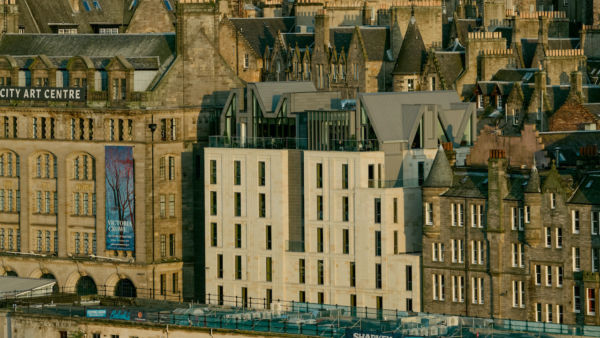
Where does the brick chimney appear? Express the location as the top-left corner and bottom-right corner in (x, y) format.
(487, 149), (508, 232)
(315, 11), (330, 52)
(442, 142), (457, 166)
(569, 71), (584, 102)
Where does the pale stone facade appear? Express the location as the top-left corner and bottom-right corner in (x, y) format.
(205, 147), (421, 311)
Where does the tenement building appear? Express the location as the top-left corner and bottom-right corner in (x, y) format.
(422, 141), (600, 325)
(205, 85), (477, 310)
(0, 0), (251, 301)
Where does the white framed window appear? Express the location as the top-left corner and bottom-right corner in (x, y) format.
(433, 275), (438, 300)
(519, 207), (524, 230)
(546, 304), (553, 323)
(425, 202), (433, 225)
(470, 204), (484, 228)
(587, 288), (596, 315)
(433, 274), (444, 300)
(557, 304), (564, 324)
(477, 94), (483, 109)
(593, 248), (600, 273)
(471, 240), (484, 265)
(458, 239), (464, 263)
(592, 211), (600, 235)
(573, 247), (581, 271)
(452, 275), (457, 302)
(451, 239), (457, 263)
(432, 243), (438, 262)
(546, 266), (552, 286)
(439, 275), (445, 300)
(451, 203), (457, 226)
(478, 205), (484, 227)
(556, 228), (562, 248)
(550, 193), (556, 209)
(572, 210), (580, 234)
(535, 303), (542, 322)
(574, 286), (581, 313)
(459, 276), (464, 302)
(557, 266), (563, 287)
(525, 205), (530, 223)
(471, 277), (484, 304)
(438, 243), (444, 262)
(512, 243), (518, 267)
(512, 280), (524, 308)
(458, 204), (464, 227)
(545, 227), (552, 248)
(535, 265), (541, 285)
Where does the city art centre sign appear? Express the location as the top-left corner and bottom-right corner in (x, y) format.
(0, 86), (86, 101)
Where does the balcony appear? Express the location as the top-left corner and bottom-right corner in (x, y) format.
(209, 136), (379, 152)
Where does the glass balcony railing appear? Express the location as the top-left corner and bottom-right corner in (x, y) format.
(209, 136), (379, 152)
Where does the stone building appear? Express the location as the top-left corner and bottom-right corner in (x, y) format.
(422, 143), (600, 325)
(0, 0), (252, 302)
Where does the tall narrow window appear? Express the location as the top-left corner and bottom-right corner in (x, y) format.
(210, 223), (218, 247)
(258, 161), (265, 186)
(593, 211), (600, 235)
(350, 262), (355, 287)
(375, 263), (382, 289)
(316, 163), (322, 188)
(342, 196), (349, 222)
(265, 257), (272, 282)
(375, 231), (381, 256)
(299, 259), (305, 284)
(235, 255), (242, 280)
(572, 210), (580, 234)
(317, 260), (324, 285)
(217, 254), (223, 278)
(235, 224), (242, 248)
(341, 164), (348, 189)
(317, 227), (324, 253)
(425, 202), (433, 225)
(545, 227), (552, 248)
(234, 192), (241, 217)
(234, 160), (241, 185)
(316, 195), (323, 220)
(265, 225), (272, 250)
(343, 229), (349, 254)
(556, 228), (563, 248)
(209, 160), (217, 184)
(374, 198), (381, 223)
(406, 265), (413, 291)
(573, 247), (581, 271)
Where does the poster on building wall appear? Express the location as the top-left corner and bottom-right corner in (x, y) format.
(105, 146), (135, 251)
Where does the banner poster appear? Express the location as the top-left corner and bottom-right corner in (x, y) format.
(105, 146), (135, 251)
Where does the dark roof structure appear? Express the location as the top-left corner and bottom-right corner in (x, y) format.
(570, 174), (600, 205)
(393, 16), (426, 75)
(434, 51), (465, 86)
(0, 33), (176, 65)
(424, 147), (454, 188)
(359, 27), (390, 61)
(230, 17), (296, 56)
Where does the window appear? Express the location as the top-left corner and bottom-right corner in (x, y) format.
(550, 193), (556, 209)
(407, 78), (414, 91)
(406, 265), (413, 291)
(299, 291), (305, 302)
(512, 207), (524, 230)
(160, 234), (166, 257)
(458, 203), (464, 226)
(593, 211), (600, 235)
(572, 210), (580, 234)
(341, 164), (348, 189)
(471, 240), (484, 265)
(169, 233), (175, 256)
(557, 304), (564, 324)
(234, 192), (241, 217)
(316, 227), (324, 253)
(556, 228), (563, 248)
(375, 263), (382, 289)
(235, 224), (242, 248)
(573, 247), (581, 271)
(316, 195), (323, 220)
(375, 231), (381, 256)
(210, 191), (217, 216)
(342, 196), (349, 222)
(545, 227), (552, 248)
(393, 231), (398, 254)
(451, 239), (463, 263)
(168, 156), (175, 180)
(594, 248), (600, 273)
(546, 266), (552, 286)
(374, 198), (381, 223)
(557, 266), (563, 287)
(159, 195), (166, 217)
(172, 273), (178, 293)
(343, 229), (349, 254)
(168, 194), (175, 218)
(512, 280), (524, 308)
(317, 259), (324, 285)
(535, 265), (541, 285)
(243, 53), (249, 69)
(160, 274), (166, 295)
(265, 257), (272, 282)
(451, 203), (457, 226)
(535, 303), (542, 322)
(235, 255), (242, 279)
(265, 225), (272, 250)
(588, 288), (596, 315)
(425, 202), (433, 225)
(234, 160), (241, 185)
(217, 254), (223, 278)
(316, 163), (322, 188)
(298, 259), (305, 284)
(350, 262), (356, 287)
(258, 161), (265, 186)
(471, 277), (484, 304)
(210, 160), (217, 184)
(318, 292), (324, 304)
(575, 285), (581, 313)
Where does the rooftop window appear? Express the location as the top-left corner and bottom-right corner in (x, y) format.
(163, 0), (173, 10)
(82, 0), (91, 11)
(93, 0), (102, 10)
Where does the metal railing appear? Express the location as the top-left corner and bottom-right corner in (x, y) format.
(0, 285), (183, 303)
(209, 136), (380, 152)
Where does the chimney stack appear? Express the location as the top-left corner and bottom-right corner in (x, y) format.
(315, 11), (330, 52)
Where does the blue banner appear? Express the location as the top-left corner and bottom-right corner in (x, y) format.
(105, 146), (135, 251)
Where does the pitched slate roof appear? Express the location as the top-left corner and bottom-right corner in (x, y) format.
(0, 33), (176, 65)
(541, 131), (600, 166)
(230, 17), (296, 57)
(434, 51), (464, 86)
(442, 172), (488, 198)
(424, 147), (453, 187)
(570, 174), (600, 205)
(492, 69), (537, 83)
(452, 18), (477, 45)
(17, 0), (132, 34)
(281, 33), (314, 50)
(393, 17), (426, 75)
(359, 27), (390, 61)
(330, 27), (354, 54)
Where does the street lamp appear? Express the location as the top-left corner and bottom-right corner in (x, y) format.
(148, 123), (157, 299)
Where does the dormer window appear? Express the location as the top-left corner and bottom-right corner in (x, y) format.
(477, 94), (483, 109)
(112, 78), (126, 100)
(496, 95), (503, 109)
(0, 75), (11, 86)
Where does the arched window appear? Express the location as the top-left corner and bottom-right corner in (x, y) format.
(32, 152), (56, 178)
(0, 151), (19, 177)
(76, 276), (97, 296)
(115, 278), (137, 298)
(72, 153), (95, 180)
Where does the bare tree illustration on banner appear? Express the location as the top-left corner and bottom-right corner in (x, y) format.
(105, 146), (135, 251)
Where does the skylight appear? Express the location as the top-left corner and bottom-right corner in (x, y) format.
(586, 180), (594, 189)
(163, 0), (173, 11)
(82, 0), (91, 11)
(129, 0), (138, 10)
(93, 0), (102, 10)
